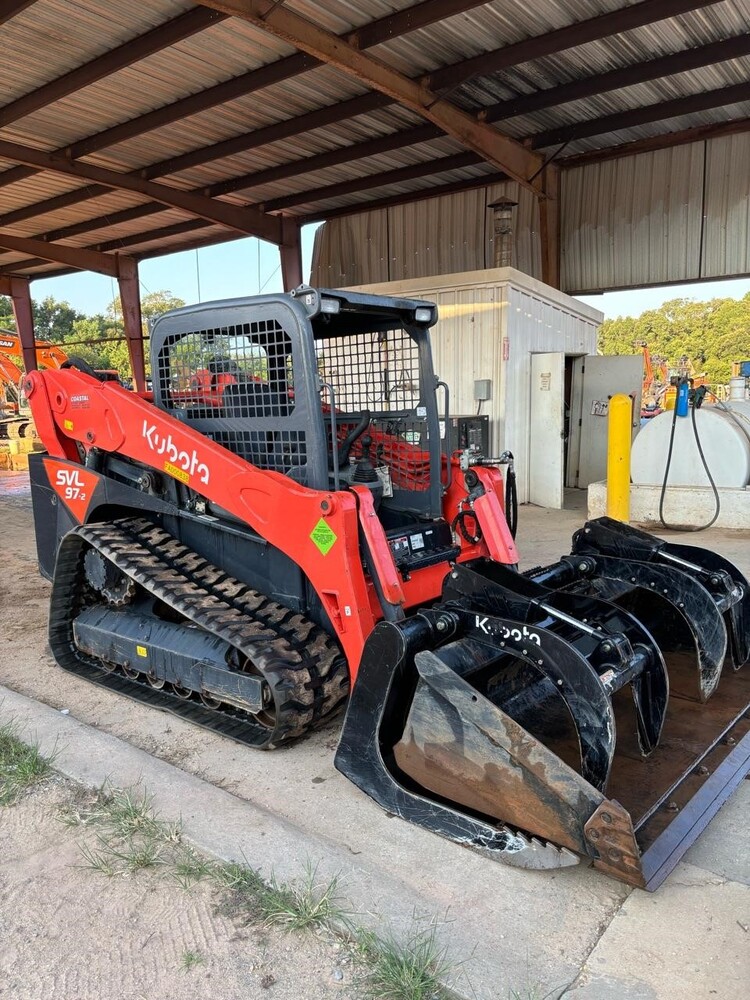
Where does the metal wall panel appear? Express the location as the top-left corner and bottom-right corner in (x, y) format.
(702, 133), (750, 279)
(561, 144), (706, 293)
(310, 209), (389, 287)
(310, 182), (542, 286)
(311, 136), (750, 296)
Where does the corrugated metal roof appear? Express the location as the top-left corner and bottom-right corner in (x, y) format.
(0, 0), (748, 281)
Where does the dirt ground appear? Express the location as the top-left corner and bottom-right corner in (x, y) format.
(0, 777), (355, 1000)
(1, 470), (748, 1000)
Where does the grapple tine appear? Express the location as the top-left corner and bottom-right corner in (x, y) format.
(544, 590), (669, 754)
(440, 615), (617, 791)
(572, 555), (726, 701)
(333, 618), (582, 870)
(665, 542), (750, 668)
(335, 518), (750, 891)
(571, 517), (750, 698)
(446, 561), (669, 756)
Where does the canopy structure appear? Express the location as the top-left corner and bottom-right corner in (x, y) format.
(1, 1), (748, 385)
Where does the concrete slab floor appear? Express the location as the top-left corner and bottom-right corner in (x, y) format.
(1, 472), (748, 999)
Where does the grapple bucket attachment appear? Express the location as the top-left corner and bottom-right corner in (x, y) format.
(335, 518), (750, 889)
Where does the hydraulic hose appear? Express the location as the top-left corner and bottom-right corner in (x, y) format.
(504, 453), (518, 539)
(658, 384), (720, 532)
(451, 508), (482, 545)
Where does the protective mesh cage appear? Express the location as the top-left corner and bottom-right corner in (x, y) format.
(316, 328), (430, 492)
(161, 319), (307, 479)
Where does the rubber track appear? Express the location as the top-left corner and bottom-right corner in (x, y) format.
(49, 517), (349, 749)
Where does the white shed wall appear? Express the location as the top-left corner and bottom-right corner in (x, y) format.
(346, 268), (602, 504)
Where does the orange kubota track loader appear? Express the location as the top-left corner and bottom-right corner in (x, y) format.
(25, 288), (750, 890)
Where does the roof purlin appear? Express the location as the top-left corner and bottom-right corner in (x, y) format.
(0, 8), (227, 129)
(0, 137), (283, 243)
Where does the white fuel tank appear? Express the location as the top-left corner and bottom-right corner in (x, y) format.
(631, 404), (750, 487)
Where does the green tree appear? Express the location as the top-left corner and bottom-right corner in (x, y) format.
(0, 295), (14, 331)
(108, 289), (185, 337)
(597, 292), (750, 386)
(32, 296), (85, 341)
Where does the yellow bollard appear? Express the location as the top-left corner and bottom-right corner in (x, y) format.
(607, 393), (632, 522)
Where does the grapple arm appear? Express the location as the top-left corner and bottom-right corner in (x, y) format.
(336, 517), (750, 889)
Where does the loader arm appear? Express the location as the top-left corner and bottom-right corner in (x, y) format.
(25, 366), (380, 674)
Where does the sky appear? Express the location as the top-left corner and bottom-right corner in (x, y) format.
(26, 223), (750, 321)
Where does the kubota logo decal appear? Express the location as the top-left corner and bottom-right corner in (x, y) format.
(475, 616), (541, 646)
(44, 460), (100, 522)
(142, 420), (210, 485)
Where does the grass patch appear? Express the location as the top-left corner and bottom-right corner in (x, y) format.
(0, 719), (53, 805)
(68, 783), (471, 1000)
(180, 949), (204, 972)
(354, 924), (455, 1000)
(64, 782), (180, 878)
(216, 859), (348, 933)
(170, 845), (217, 889)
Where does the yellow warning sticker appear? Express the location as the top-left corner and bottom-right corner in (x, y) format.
(310, 518), (337, 556)
(164, 461), (189, 484)
(136, 645), (148, 658)
(63, 419), (74, 431)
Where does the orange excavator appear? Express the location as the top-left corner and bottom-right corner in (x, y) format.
(0, 330), (71, 371)
(637, 342), (668, 419)
(0, 330), (119, 438)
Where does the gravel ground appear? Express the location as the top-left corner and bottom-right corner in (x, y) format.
(0, 777), (357, 1000)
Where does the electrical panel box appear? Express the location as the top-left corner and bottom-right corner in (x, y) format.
(739, 361), (750, 378)
(474, 378), (492, 401)
(444, 414), (490, 456)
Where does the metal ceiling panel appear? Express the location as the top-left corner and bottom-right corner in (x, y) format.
(0, 0), (748, 282)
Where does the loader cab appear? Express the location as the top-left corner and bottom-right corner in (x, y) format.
(150, 288), (444, 523)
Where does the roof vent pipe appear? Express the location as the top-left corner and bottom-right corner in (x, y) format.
(489, 197), (518, 268)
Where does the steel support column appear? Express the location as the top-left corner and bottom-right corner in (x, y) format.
(539, 164), (560, 289)
(117, 257), (147, 392)
(280, 218), (303, 291)
(9, 276), (36, 372)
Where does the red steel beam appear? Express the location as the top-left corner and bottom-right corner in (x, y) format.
(426, 0), (721, 91)
(280, 217), (303, 291)
(561, 115), (750, 166)
(0, 7), (227, 128)
(486, 32), (750, 122)
(0, 1), (38, 27)
(194, 1), (545, 190)
(301, 170), (510, 223)
(260, 151), (484, 213)
(10, 276), (37, 373)
(0, 0), (482, 191)
(117, 257), (147, 392)
(0, 229), (123, 276)
(26, 122), (443, 246)
(0, 0), (718, 239)
(531, 80), (750, 148)
(0, 137), (282, 242)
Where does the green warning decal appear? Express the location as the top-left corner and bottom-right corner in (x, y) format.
(310, 517), (338, 556)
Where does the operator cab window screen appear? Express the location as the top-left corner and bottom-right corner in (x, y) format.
(163, 321), (294, 419)
(316, 326), (431, 494)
